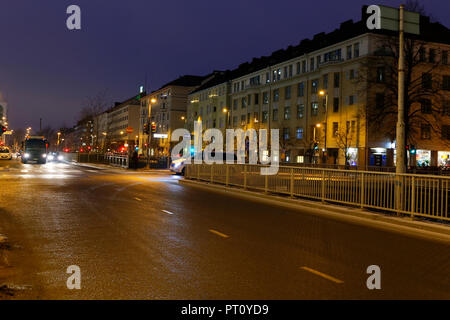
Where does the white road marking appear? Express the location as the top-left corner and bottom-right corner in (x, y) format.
(134, 197), (142, 201)
(162, 210), (174, 215)
(301, 266), (344, 284)
(209, 229), (229, 238)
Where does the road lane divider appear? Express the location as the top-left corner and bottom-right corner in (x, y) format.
(162, 210), (174, 215)
(301, 266), (344, 284)
(209, 229), (229, 238)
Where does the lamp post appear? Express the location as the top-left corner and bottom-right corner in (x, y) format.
(319, 90), (328, 164)
(145, 97), (157, 169)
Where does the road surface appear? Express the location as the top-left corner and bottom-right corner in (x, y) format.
(0, 159), (449, 299)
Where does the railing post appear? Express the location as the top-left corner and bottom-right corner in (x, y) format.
(225, 164), (229, 186)
(210, 163), (214, 183)
(244, 165), (247, 190)
(265, 173), (268, 194)
(360, 173), (365, 209)
(321, 170), (325, 203)
(290, 168), (294, 198)
(411, 176), (415, 219)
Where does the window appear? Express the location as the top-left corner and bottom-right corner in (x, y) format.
(419, 47), (426, 62)
(349, 69), (355, 80)
(443, 100), (450, 115)
(351, 120), (356, 133)
(285, 86), (291, 99)
(323, 74), (328, 89)
(422, 73), (432, 89)
(272, 109), (278, 121)
(311, 102), (319, 116)
(311, 79), (318, 93)
(284, 106), (291, 120)
(296, 127), (304, 139)
(233, 116), (238, 126)
(421, 124), (431, 139)
(442, 125), (450, 140)
(247, 113), (251, 124)
(248, 94), (252, 106)
(213, 119), (216, 128)
(332, 122), (339, 137)
(266, 72), (270, 83)
(289, 65), (293, 77)
(316, 55), (321, 67)
(284, 66), (288, 79)
(376, 93), (385, 109)
(443, 51), (448, 65)
(254, 93), (259, 105)
(354, 43), (360, 58)
(263, 92), (269, 104)
(310, 57), (315, 71)
(347, 45), (352, 59)
(233, 99), (238, 110)
(334, 72), (340, 88)
(277, 69), (281, 81)
(302, 61), (307, 73)
(376, 67), (385, 83)
(297, 104), (304, 118)
(443, 76), (450, 90)
(297, 82), (304, 97)
(349, 95), (355, 105)
(333, 98), (339, 112)
(241, 97), (247, 108)
(241, 115), (246, 125)
(283, 128), (290, 140)
(421, 99), (432, 114)
(262, 111), (268, 123)
(254, 112), (259, 122)
(273, 89), (279, 102)
(296, 62), (301, 74)
(429, 49), (436, 63)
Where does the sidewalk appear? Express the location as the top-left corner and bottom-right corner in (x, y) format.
(179, 179), (450, 243)
(70, 161), (171, 173)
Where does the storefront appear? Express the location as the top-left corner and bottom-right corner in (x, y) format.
(346, 148), (358, 166)
(369, 148), (387, 167)
(438, 151), (450, 167)
(416, 149), (431, 167)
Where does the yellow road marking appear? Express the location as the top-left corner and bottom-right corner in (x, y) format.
(301, 266), (344, 284)
(209, 229), (229, 238)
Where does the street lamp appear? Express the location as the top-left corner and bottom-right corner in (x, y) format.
(222, 107), (229, 131)
(319, 90), (328, 164)
(146, 97), (157, 169)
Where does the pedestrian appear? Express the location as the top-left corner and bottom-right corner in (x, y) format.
(132, 150), (138, 170)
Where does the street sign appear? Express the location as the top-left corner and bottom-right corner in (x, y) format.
(379, 5), (420, 35)
(365, 5), (420, 35)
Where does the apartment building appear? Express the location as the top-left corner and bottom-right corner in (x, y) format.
(185, 10), (450, 168)
(138, 75), (206, 158)
(187, 71), (232, 136)
(107, 95), (141, 150)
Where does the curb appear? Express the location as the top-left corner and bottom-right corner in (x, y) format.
(179, 179), (450, 243)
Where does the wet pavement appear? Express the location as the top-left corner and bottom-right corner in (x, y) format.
(0, 159), (449, 299)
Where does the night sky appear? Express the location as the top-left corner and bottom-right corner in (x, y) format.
(1, 0), (449, 131)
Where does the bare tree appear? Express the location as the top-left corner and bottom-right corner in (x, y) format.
(356, 2), (450, 167)
(334, 122), (356, 169)
(79, 90), (110, 150)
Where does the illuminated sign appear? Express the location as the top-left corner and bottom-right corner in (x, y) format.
(153, 133), (168, 138)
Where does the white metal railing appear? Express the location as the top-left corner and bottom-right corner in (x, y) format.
(185, 164), (450, 222)
(105, 154), (128, 168)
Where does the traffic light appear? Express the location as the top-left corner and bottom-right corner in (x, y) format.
(406, 145), (410, 151)
(151, 123), (156, 133)
(313, 142), (319, 150)
(0, 126), (6, 136)
(410, 145), (416, 154)
(143, 123), (149, 134)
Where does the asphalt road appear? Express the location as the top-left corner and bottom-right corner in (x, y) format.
(0, 158), (449, 299)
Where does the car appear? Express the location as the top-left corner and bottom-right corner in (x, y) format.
(0, 147), (13, 160)
(170, 151), (237, 176)
(47, 152), (65, 162)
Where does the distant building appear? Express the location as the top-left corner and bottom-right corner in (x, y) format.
(138, 75), (207, 158)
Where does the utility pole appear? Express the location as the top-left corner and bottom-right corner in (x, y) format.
(396, 4), (406, 174)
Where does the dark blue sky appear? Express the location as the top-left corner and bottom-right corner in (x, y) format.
(1, 0), (449, 130)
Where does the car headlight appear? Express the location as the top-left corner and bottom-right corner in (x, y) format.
(24, 153), (30, 158)
(58, 155), (64, 161)
(174, 162), (182, 168)
(47, 155), (54, 161)
(42, 154), (47, 158)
